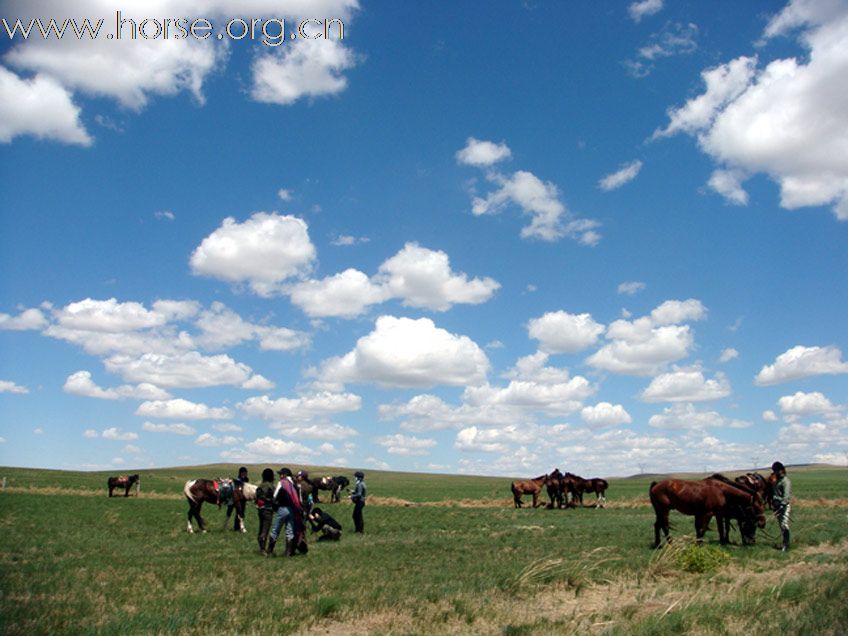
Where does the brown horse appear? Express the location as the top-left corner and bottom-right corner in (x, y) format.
(184, 478), (245, 534)
(649, 478), (763, 548)
(107, 474), (139, 497)
(565, 474), (609, 507)
(511, 474), (548, 508)
(706, 474), (767, 544)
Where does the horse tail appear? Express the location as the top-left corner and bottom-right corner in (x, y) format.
(184, 479), (198, 503)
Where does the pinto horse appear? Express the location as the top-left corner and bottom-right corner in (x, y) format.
(184, 478), (244, 534)
(649, 478), (762, 548)
(225, 482), (256, 532)
(108, 474), (139, 497)
(511, 474), (548, 508)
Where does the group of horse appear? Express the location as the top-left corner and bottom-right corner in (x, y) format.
(511, 469), (609, 509)
(650, 471), (776, 547)
(511, 468), (778, 547)
(181, 472), (350, 534)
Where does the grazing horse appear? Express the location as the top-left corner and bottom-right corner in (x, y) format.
(649, 478), (762, 548)
(706, 474), (767, 544)
(108, 474), (139, 497)
(331, 475), (349, 503)
(184, 478), (244, 534)
(511, 474), (548, 508)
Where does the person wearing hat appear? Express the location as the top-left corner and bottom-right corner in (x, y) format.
(255, 468), (276, 556)
(771, 461), (792, 551)
(350, 471), (367, 534)
(269, 467), (305, 556)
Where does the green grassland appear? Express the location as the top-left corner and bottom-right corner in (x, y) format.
(1, 464), (846, 635)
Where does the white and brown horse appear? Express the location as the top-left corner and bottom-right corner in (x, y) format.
(184, 478), (245, 534)
(224, 482), (256, 532)
(108, 474), (140, 497)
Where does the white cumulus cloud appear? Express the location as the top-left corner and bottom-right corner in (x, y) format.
(135, 398), (231, 420)
(455, 137), (512, 166)
(581, 402), (633, 428)
(640, 369), (731, 402)
(755, 345), (848, 385)
(317, 315), (489, 388)
(190, 213), (316, 296)
(528, 310), (605, 354)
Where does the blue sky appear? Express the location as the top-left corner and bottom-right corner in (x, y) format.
(1, 0), (847, 477)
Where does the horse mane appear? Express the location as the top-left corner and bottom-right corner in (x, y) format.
(710, 473), (758, 496)
(531, 474), (548, 482)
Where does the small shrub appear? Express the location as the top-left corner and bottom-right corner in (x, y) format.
(313, 595), (342, 618)
(675, 544), (730, 573)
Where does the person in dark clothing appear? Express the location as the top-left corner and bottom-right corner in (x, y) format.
(771, 461), (792, 551)
(308, 507), (342, 541)
(232, 466), (250, 531)
(350, 471), (366, 534)
(255, 468), (276, 556)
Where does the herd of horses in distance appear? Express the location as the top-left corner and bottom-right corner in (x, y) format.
(107, 467), (777, 547)
(511, 468), (777, 547)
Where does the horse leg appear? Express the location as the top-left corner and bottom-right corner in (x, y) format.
(124, 486), (130, 497)
(186, 500), (195, 533)
(192, 501), (206, 533)
(717, 514), (728, 544)
(654, 509), (669, 548)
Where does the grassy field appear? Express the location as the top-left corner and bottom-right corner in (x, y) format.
(1, 464), (846, 635)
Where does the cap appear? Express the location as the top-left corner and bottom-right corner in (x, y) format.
(354, 471), (365, 479)
(771, 461), (785, 473)
(278, 467), (292, 476)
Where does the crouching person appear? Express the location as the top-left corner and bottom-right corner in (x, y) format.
(308, 507), (342, 541)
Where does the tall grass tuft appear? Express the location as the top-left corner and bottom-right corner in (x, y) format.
(646, 536), (730, 576)
(504, 547), (619, 593)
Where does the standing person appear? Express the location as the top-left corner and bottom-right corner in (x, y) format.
(269, 468), (305, 556)
(232, 466), (250, 531)
(351, 470), (367, 534)
(255, 468), (276, 556)
(308, 507), (342, 541)
(771, 461), (792, 551)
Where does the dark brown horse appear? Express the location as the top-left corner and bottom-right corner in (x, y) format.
(735, 472), (775, 509)
(649, 478), (763, 548)
(184, 479), (244, 534)
(511, 474), (548, 508)
(566, 472), (609, 507)
(706, 473), (767, 544)
(108, 474), (139, 497)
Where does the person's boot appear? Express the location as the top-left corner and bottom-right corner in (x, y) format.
(285, 539), (295, 556)
(267, 538), (276, 557)
(782, 529), (790, 552)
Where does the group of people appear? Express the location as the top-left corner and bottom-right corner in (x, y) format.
(250, 466), (367, 557)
